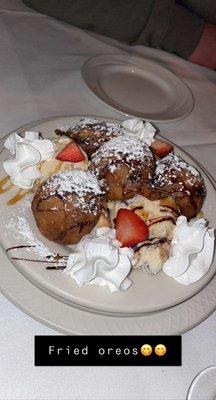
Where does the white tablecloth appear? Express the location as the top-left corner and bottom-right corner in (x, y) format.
(0, 1), (216, 399)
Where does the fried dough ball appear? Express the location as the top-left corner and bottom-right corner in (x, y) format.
(150, 154), (206, 219)
(55, 120), (124, 158)
(32, 170), (105, 244)
(91, 136), (155, 201)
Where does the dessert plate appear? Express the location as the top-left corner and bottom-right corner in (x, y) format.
(0, 116), (215, 335)
(82, 54), (194, 122)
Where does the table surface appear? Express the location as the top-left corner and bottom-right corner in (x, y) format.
(0, 1), (216, 399)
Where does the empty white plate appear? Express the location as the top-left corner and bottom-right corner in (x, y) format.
(82, 54), (194, 122)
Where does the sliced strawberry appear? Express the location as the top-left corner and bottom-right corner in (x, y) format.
(56, 141), (85, 162)
(150, 140), (174, 158)
(115, 208), (149, 247)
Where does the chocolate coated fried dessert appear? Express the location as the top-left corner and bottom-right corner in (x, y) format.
(150, 154), (206, 219)
(32, 170), (105, 244)
(90, 136), (155, 201)
(55, 119), (124, 158)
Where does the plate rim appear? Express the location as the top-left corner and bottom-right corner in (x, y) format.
(0, 115), (215, 335)
(81, 54), (194, 123)
(186, 365), (216, 400)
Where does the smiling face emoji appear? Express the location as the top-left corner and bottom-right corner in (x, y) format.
(140, 344), (153, 357)
(155, 344), (167, 356)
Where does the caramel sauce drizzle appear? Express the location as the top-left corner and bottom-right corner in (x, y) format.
(7, 189), (30, 205)
(0, 175), (13, 194)
(0, 175), (32, 205)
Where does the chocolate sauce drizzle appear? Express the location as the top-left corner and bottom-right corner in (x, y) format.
(6, 245), (68, 270)
(132, 238), (170, 252)
(148, 216), (176, 226)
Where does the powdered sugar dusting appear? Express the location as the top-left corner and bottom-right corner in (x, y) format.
(44, 170), (104, 199)
(154, 154), (202, 189)
(6, 199), (52, 258)
(91, 135), (153, 165)
(57, 118), (127, 137)
(17, 216), (51, 257)
(40, 170), (104, 214)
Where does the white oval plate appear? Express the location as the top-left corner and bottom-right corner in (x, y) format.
(0, 116), (215, 335)
(82, 55), (194, 122)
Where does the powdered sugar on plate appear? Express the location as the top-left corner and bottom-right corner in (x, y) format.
(6, 198), (52, 258)
(5, 197), (67, 267)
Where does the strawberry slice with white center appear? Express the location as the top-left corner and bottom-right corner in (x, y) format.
(56, 141), (85, 162)
(115, 208), (149, 247)
(150, 140), (173, 158)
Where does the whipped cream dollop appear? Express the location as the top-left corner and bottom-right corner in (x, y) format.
(3, 131), (54, 189)
(163, 216), (215, 285)
(65, 227), (134, 292)
(122, 118), (156, 146)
